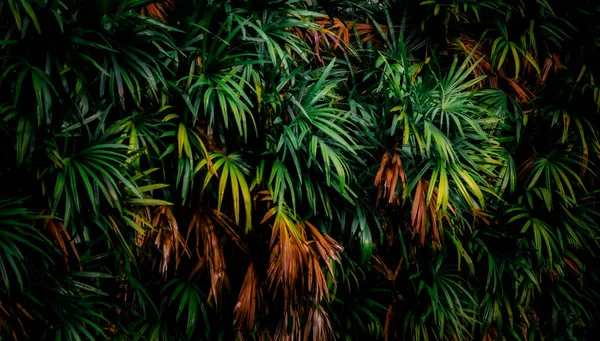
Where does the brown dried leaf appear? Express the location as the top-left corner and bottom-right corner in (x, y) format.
(371, 255), (392, 278)
(234, 263), (262, 331)
(188, 209), (228, 309)
(152, 206), (189, 274)
(563, 256), (581, 276)
(136, 206), (189, 276)
(374, 152), (406, 206)
(483, 327), (499, 341)
(141, 0), (174, 22)
(383, 301), (395, 341)
(541, 52), (563, 84)
(411, 180), (444, 248)
(518, 154), (538, 183)
(263, 204), (341, 341)
(41, 212), (80, 271)
(502, 75), (533, 104)
(303, 304), (334, 341)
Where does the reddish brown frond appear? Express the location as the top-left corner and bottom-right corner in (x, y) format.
(40, 211), (80, 271)
(383, 301), (396, 341)
(303, 304), (334, 341)
(263, 205), (341, 340)
(487, 73), (499, 88)
(541, 52), (563, 84)
(258, 331), (272, 341)
(305, 221), (343, 275)
(314, 17), (351, 46)
(292, 17), (351, 64)
(267, 215), (306, 305)
(0, 301), (23, 341)
(141, 0), (174, 22)
(371, 255), (392, 278)
(188, 209), (228, 309)
(410, 180), (444, 248)
(154, 205), (189, 273)
(15, 303), (32, 321)
(501, 75), (533, 104)
(234, 263), (262, 331)
(136, 206), (189, 276)
(188, 257), (205, 279)
(374, 152), (406, 206)
(375, 152), (389, 184)
(355, 22), (388, 45)
(209, 209), (248, 254)
(483, 327), (499, 341)
(185, 210), (202, 260)
(411, 179), (428, 245)
(517, 154), (538, 183)
(275, 310), (303, 341)
(563, 256), (581, 276)
(309, 249), (332, 303)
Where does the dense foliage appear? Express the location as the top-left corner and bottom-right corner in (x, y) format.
(1, 0), (600, 340)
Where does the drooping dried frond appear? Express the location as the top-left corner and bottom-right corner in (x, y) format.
(501, 75), (534, 104)
(541, 52), (563, 84)
(482, 327), (498, 341)
(136, 206), (189, 276)
(383, 300), (397, 341)
(303, 304), (334, 341)
(266, 209), (307, 305)
(371, 255), (391, 278)
(0, 299), (32, 341)
(234, 263), (263, 331)
(209, 208), (248, 254)
(293, 16), (389, 64)
(274, 310), (303, 341)
(291, 21), (349, 64)
(187, 208), (229, 309)
(305, 221), (343, 277)
(40, 211), (80, 271)
(0, 302), (10, 340)
(374, 151), (406, 206)
(354, 22), (388, 45)
(141, 0), (174, 22)
(265, 208), (343, 303)
(314, 17), (351, 46)
(262, 204), (342, 340)
(411, 179), (445, 248)
(314, 17), (390, 46)
(371, 255), (403, 281)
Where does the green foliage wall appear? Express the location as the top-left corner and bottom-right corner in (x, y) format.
(1, 0), (600, 340)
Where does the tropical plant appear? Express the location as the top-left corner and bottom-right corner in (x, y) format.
(1, 0), (600, 340)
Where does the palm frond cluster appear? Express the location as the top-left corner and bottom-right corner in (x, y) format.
(1, 0), (600, 340)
